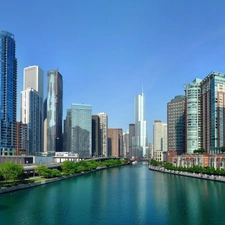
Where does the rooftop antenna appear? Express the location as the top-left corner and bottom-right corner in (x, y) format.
(142, 84), (144, 95)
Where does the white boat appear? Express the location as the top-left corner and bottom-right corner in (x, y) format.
(132, 161), (137, 165)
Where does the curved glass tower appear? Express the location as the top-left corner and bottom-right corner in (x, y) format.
(0, 31), (17, 155)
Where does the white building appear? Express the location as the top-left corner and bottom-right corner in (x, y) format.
(132, 91), (149, 158)
(21, 66), (44, 154)
(98, 112), (108, 157)
(153, 120), (167, 161)
(21, 89), (43, 153)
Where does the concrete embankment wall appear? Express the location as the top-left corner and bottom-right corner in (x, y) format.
(0, 163), (129, 195)
(149, 165), (225, 183)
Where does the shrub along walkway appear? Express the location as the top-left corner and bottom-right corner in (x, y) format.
(149, 165), (225, 183)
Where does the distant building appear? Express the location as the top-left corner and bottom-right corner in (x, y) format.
(108, 128), (123, 157)
(184, 78), (202, 154)
(98, 112), (108, 156)
(132, 91), (149, 158)
(129, 124), (135, 158)
(47, 69), (63, 152)
(153, 120), (167, 161)
(64, 109), (72, 153)
(123, 131), (129, 158)
(200, 72), (225, 153)
(92, 115), (101, 157)
(167, 95), (185, 162)
(71, 104), (92, 158)
(0, 31), (17, 155)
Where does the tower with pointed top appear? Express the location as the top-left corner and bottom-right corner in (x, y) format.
(132, 90), (149, 158)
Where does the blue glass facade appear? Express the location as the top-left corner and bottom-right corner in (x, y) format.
(71, 104), (92, 158)
(47, 69), (63, 152)
(0, 31), (17, 155)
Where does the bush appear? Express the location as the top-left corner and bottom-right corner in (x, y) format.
(0, 162), (24, 181)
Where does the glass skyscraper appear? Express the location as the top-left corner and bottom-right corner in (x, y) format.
(47, 69), (63, 152)
(184, 78), (202, 154)
(0, 31), (17, 155)
(132, 91), (148, 158)
(71, 104), (92, 158)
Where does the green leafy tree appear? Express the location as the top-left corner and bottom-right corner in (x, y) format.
(51, 169), (62, 177)
(0, 162), (24, 181)
(221, 146), (225, 153)
(61, 161), (77, 175)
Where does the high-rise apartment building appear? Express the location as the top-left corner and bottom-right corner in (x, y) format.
(71, 104), (92, 158)
(201, 72), (225, 153)
(132, 91), (148, 158)
(0, 31), (17, 155)
(167, 95), (185, 161)
(21, 66), (44, 154)
(21, 89), (43, 153)
(108, 128), (123, 157)
(47, 69), (63, 152)
(184, 78), (202, 154)
(98, 112), (108, 156)
(153, 120), (167, 161)
(92, 115), (101, 157)
(153, 120), (167, 152)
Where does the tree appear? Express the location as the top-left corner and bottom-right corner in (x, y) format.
(61, 161), (77, 175)
(0, 162), (24, 181)
(221, 146), (225, 153)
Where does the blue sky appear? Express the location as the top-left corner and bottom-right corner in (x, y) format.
(1, 0), (225, 142)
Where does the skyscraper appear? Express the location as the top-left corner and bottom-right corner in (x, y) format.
(201, 72), (225, 153)
(184, 78), (202, 154)
(123, 131), (129, 158)
(21, 66), (44, 154)
(71, 104), (92, 158)
(47, 69), (63, 152)
(21, 89), (42, 153)
(98, 112), (108, 157)
(153, 120), (167, 152)
(108, 128), (123, 157)
(167, 95), (185, 161)
(92, 115), (101, 157)
(129, 124), (135, 158)
(24, 66), (44, 99)
(64, 109), (72, 152)
(132, 91), (148, 158)
(0, 31), (17, 155)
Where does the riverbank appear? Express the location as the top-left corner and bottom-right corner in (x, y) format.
(0, 163), (130, 194)
(149, 164), (225, 183)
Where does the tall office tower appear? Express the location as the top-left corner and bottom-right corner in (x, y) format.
(71, 104), (92, 158)
(133, 91), (148, 158)
(123, 131), (129, 158)
(47, 69), (63, 152)
(92, 115), (101, 157)
(16, 122), (28, 155)
(108, 128), (123, 157)
(153, 120), (167, 152)
(98, 112), (108, 156)
(201, 72), (225, 153)
(21, 89), (43, 153)
(167, 95), (185, 162)
(129, 124), (135, 158)
(0, 31), (17, 155)
(24, 66), (44, 99)
(184, 78), (202, 154)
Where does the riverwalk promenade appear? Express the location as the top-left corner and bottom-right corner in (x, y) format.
(149, 165), (225, 183)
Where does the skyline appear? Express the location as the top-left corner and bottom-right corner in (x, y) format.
(2, 1), (225, 142)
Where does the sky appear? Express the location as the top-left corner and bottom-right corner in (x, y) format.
(1, 0), (225, 142)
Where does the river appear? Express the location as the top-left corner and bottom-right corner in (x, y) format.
(0, 162), (225, 225)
